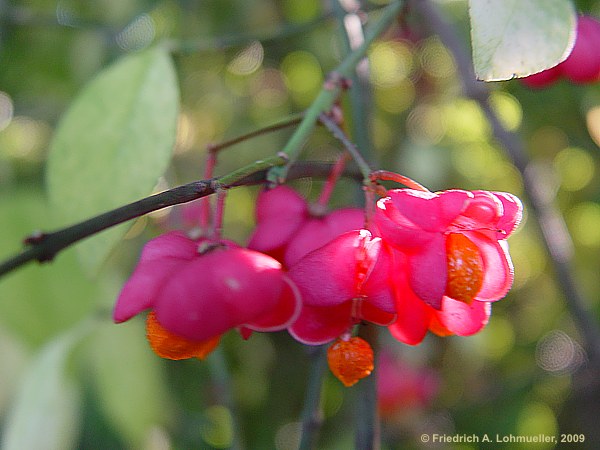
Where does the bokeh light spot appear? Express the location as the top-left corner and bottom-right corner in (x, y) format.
(443, 99), (489, 142)
(250, 68), (288, 109)
(0, 91), (14, 132)
(567, 202), (600, 247)
(281, 51), (323, 106)
(275, 422), (301, 450)
(322, 377), (344, 417)
(509, 231), (546, 288)
(489, 91), (522, 131)
(374, 79), (415, 114)
(517, 402), (557, 448)
(528, 126), (568, 158)
(585, 105), (600, 147)
(553, 146), (595, 191)
(228, 41), (264, 76)
(372, 116), (394, 150)
(418, 37), (456, 79)
(0, 117), (51, 162)
(281, 0), (320, 23)
(369, 41), (414, 87)
(536, 330), (585, 374)
(481, 317), (515, 360)
(174, 112), (197, 154)
(451, 143), (503, 180)
(201, 405), (233, 449)
(406, 104), (445, 145)
(116, 14), (155, 51)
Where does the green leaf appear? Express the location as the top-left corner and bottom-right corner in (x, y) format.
(88, 320), (172, 447)
(1, 322), (91, 450)
(46, 45), (179, 273)
(0, 187), (97, 347)
(468, 0), (576, 81)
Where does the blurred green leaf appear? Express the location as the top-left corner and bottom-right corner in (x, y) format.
(46, 45), (179, 274)
(468, 0), (576, 81)
(0, 188), (98, 347)
(0, 322), (91, 450)
(88, 320), (172, 447)
(0, 325), (29, 415)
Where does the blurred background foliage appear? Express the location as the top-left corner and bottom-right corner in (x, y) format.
(1, 0), (600, 448)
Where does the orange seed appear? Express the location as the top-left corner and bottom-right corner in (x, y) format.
(445, 233), (484, 304)
(327, 337), (374, 387)
(146, 311), (221, 360)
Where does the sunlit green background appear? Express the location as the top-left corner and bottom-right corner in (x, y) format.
(1, 0), (600, 448)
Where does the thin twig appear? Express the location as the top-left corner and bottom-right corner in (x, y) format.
(298, 345), (328, 450)
(206, 114), (304, 154)
(319, 112), (373, 182)
(207, 347), (245, 450)
(316, 152), (350, 208)
(412, 0), (600, 364)
(354, 323), (380, 450)
(0, 162), (362, 279)
(172, 14), (332, 54)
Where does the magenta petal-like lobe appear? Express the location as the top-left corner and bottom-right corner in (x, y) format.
(154, 247), (285, 341)
(466, 232), (513, 301)
(113, 231), (198, 323)
(360, 243), (396, 314)
(245, 276), (302, 332)
(408, 235), (446, 309)
(372, 185), (521, 343)
(493, 192), (523, 238)
(255, 185), (307, 221)
(138, 231), (199, 261)
(288, 231), (364, 307)
(284, 208), (364, 267)
(388, 298), (430, 345)
(436, 297), (491, 336)
(387, 189), (470, 232)
(288, 303), (353, 345)
(375, 198), (435, 250)
(248, 186), (307, 254)
(357, 301), (396, 326)
(388, 251), (431, 345)
(459, 191), (502, 230)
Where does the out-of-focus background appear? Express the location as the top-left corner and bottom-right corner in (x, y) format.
(1, 0), (600, 448)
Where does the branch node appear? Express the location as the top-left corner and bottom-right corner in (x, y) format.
(209, 179), (223, 191)
(276, 151), (290, 163)
(206, 142), (218, 154)
(323, 71), (352, 91)
(23, 230), (47, 246)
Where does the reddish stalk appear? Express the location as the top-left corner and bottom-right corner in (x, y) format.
(369, 170), (430, 192)
(199, 151), (217, 232)
(316, 152), (351, 208)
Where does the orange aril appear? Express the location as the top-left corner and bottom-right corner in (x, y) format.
(445, 233), (484, 304)
(327, 337), (374, 387)
(146, 311), (221, 360)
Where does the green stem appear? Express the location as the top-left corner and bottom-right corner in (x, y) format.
(332, 0), (375, 165)
(299, 345), (328, 450)
(217, 154), (288, 186)
(267, 0), (404, 183)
